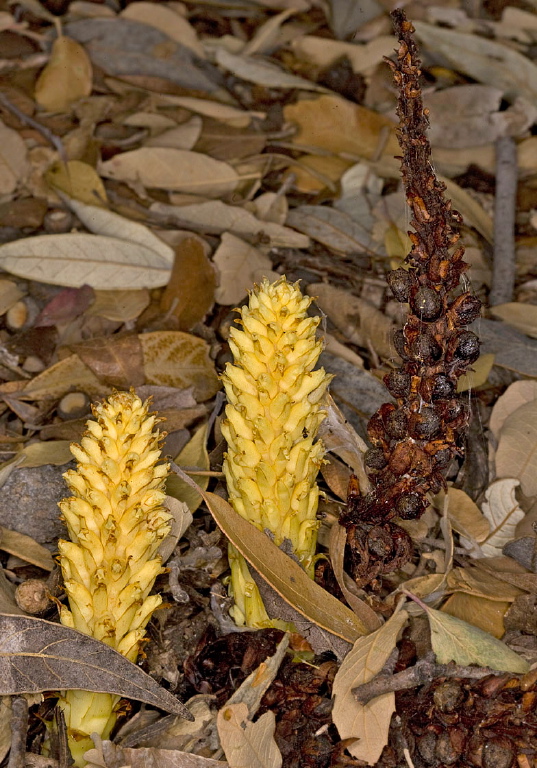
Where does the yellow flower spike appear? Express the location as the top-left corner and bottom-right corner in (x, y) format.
(221, 277), (332, 628)
(57, 390), (171, 766)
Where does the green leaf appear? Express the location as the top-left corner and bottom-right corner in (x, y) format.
(427, 606), (529, 673)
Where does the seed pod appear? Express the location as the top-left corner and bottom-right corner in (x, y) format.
(482, 737), (515, 768)
(411, 407), (441, 440)
(411, 333), (442, 364)
(449, 330), (480, 363)
(411, 285), (443, 322)
(433, 447), (453, 468)
(417, 732), (438, 765)
(396, 492), (425, 519)
(393, 328), (410, 360)
(449, 292), (482, 325)
(384, 370), (411, 399)
(433, 681), (464, 713)
(384, 408), (408, 439)
(429, 374), (454, 400)
(387, 268), (413, 302)
(364, 447), (388, 470)
(435, 730), (465, 765)
(440, 398), (467, 425)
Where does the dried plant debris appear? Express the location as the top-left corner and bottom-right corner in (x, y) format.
(340, 11), (483, 588)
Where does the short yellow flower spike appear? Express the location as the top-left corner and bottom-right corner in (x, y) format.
(221, 277), (332, 627)
(57, 391), (171, 766)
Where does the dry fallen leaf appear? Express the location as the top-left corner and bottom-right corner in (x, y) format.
(87, 289), (151, 323)
(99, 148), (239, 197)
(213, 232), (276, 305)
(495, 402), (537, 496)
(332, 609), (408, 764)
(35, 35), (92, 112)
(217, 703), (282, 768)
(216, 47), (325, 92)
(490, 302), (537, 338)
(479, 479), (525, 557)
(489, 380), (537, 440)
(0, 119), (29, 196)
(167, 423), (210, 514)
(120, 2), (205, 57)
(160, 237), (216, 330)
(0, 526), (55, 571)
(441, 592), (511, 639)
(441, 487), (490, 546)
(46, 160), (107, 206)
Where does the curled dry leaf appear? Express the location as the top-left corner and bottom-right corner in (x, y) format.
(0, 613), (192, 717)
(213, 233), (276, 305)
(217, 703), (282, 768)
(332, 610), (408, 765)
(425, 604), (529, 673)
(495, 401), (537, 496)
(35, 35), (92, 112)
(479, 479), (525, 557)
(69, 333), (145, 389)
(290, 35), (394, 75)
(99, 148), (239, 197)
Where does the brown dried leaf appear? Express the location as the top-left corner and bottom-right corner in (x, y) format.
(88, 290), (151, 323)
(85, 741), (226, 768)
(46, 160), (107, 207)
(480, 479), (525, 556)
(161, 238), (216, 330)
(120, 2), (205, 57)
(217, 703), (282, 768)
(456, 353), (495, 393)
(287, 205), (377, 254)
(35, 36), (92, 112)
(495, 406), (537, 496)
(0, 526), (55, 571)
(0, 119), (29, 195)
(489, 380), (537, 440)
(99, 148), (239, 197)
(491, 302), (537, 338)
(308, 283), (395, 360)
(70, 333), (145, 389)
(0, 614), (192, 718)
(332, 610), (408, 764)
(440, 488), (490, 544)
(141, 331), (220, 401)
(167, 423), (209, 513)
(213, 233), (277, 305)
(441, 593), (510, 640)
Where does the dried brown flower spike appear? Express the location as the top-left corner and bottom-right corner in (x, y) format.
(340, 10), (482, 587)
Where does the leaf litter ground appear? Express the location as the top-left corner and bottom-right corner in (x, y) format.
(0, 0), (537, 766)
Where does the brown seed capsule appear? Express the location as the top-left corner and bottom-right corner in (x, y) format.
(364, 447), (388, 470)
(411, 407), (441, 440)
(387, 268), (413, 302)
(433, 447), (453, 468)
(396, 492), (425, 519)
(417, 731), (438, 764)
(482, 737), (515, 768)
(384, 370), (411, 398)
(450, 330), (480, 363)
(430, 374), (454, 400)
(411, 285), (443, 322)
(411, 333), (442, 364)
(384, 408), (408, 439)
(433, 681), (464, 713)
(449, 293), (482, 325)
(435, 730), (465, 765)
(393, 329), (410, 360)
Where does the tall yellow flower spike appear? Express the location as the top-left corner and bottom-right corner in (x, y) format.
(57, 391), (171, 766)
(221, 277), (332, 627)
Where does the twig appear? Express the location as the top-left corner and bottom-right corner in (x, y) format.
(7, 696), (28, 768)
(352, 653), (502, 705)
(489, 135), (517, 306)
(0, 91), (68, 164)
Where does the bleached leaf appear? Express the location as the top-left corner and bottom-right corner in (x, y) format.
(213, 233), (277, 304)
(156, 95), (263, 128)
(480, 479), (525, 557)
(87, 289), (150, 322)
(332, 610), (408, 764)
(217, 703), (282, 768)
(216, 48), (325, 91)
(151, 200), (309, 249)
(287, 205), (378, 255)
(491, 302), (537, 338)
(495, 400), (537, 496)
(291, 35), (393, 74)
(99, 148), (238, 197)
(489, 380), (537, 439)
(144, 117), (203, 151)
(414, 21), (537, 103)
(35, 36), (92, 112)
(0, 234), (171, 290)
(64, 197), (174, 263)
(426, 606), (529, 672)
(120, 2), (205, 57)
(47, 161), (107, 207)
(0, 120), (29, 195)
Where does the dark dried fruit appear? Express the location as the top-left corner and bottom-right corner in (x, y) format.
(430, 374), (454, 400)
(450, 330), (480, 363)
(440, 398), (467, 425)
(411, 407), (441, 440)
(385, 408), (408, 439)
(433, 447), (452, 468)
(411, 334), (442, 364)
(417, 731), (437, 764)
(387, 268), (413, 302)
(435, 730), (464, 765)
(449, 292), (482, 325)
(393, 328), (410, 360)
(433, 681), (464, 713)
(411, 285), (443, 322)
(365, 447), (388, 470)
(482, 737), (515, 768)
(395, 492), (424, 519)
(385, 370), (411, 398)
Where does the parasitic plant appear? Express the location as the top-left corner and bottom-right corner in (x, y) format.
(57, 390), (171, 765)
(221, 277), (332, 627)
